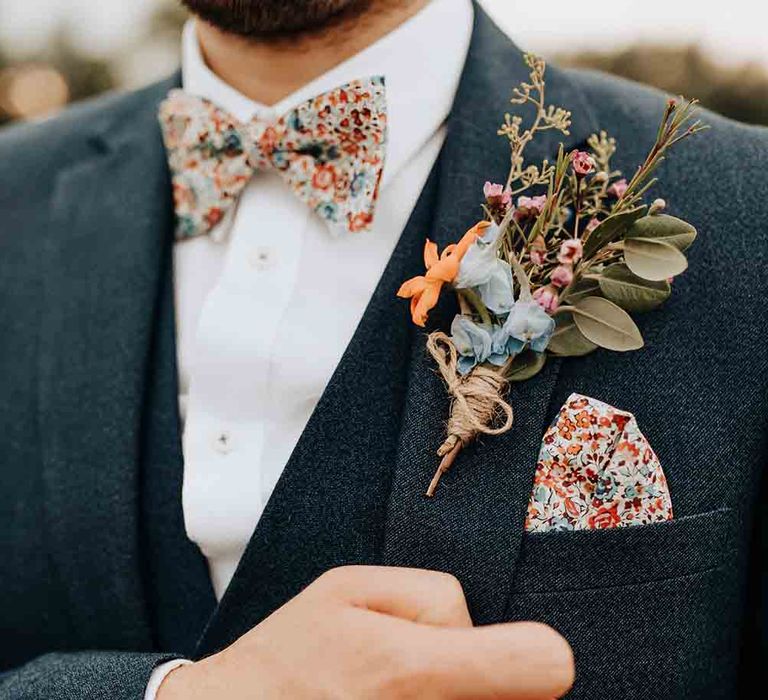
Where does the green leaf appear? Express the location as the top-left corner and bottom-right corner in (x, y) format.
(582, 206), (647, 259)
(505, 350), (547, 382)
(572, 296), (644, 351)
(624, 237), (688, 281)
(547, 313), (598, 357)
(625, 214), (697, 251)
(598, 264), (671, 312)
(563, 278), (601, 304)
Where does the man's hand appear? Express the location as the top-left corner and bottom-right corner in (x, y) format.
(159, 566), (574, 699)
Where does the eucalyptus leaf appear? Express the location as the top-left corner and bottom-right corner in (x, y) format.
(598, 264), (671, 312)
(625, 214), (697, 251)
(572, 296), (644, 351)
(547, 313), (598, 357)
(563, 278), (601, 304)
(582, 205), (647, 259)
(624, 237), (688, 281)
(505, 350), (547, 382)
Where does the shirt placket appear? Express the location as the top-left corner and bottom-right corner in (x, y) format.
(180, 172), (309, 598)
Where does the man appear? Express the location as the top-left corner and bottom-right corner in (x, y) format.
(0, 0), (765, 697)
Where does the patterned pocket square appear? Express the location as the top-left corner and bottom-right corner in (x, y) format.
(525, 393), (673, 533)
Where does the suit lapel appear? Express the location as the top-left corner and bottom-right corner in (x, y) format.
(383, 7), (599, 624)
(39, 75), (181, 647)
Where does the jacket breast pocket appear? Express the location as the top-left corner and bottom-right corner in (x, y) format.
(507, 508), (741, 699)
(513, 507), (735, 592)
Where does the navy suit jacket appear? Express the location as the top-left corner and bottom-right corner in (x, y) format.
(1, 7), (767, 698)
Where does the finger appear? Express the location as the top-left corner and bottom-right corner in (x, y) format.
(410, 620), (575, 699)
(313, 565), (473, 627)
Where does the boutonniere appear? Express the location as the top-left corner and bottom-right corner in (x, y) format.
(398, 53), (707, 496)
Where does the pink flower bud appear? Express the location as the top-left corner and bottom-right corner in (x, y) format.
(571, 150), (596, 177)
(551, 264), (574, 288)
(649, 198), (667, 215)
(529, 234), (547, 266)
(533, 285), (559, 313)
(607, 178), (628, 198)
(585, 218), (600, 234)
(483, 181), (512, 206)
(514, 195), (548, 221)
(483, 181), (502, 198)
(557, 238), (583, 265)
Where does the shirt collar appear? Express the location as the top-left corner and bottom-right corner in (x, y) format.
(181, 0), (473, 191)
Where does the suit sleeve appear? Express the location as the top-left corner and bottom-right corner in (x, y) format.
(756, 476), (768, 664)
(0, 651), (182, 700)
(742, 464), (768, 686)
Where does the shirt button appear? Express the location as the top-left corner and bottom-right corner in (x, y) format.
(248, 246), (275, 271)
(213, 430), (233, 454)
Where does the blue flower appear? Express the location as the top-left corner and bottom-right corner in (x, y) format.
(594, 475), (618, 502)
(350, 171), (370, 197)
(499, 300), (556, 353)
(315, 201), (340, 222)
(477, 264), (514, 314)
(221, 128), (243, 155)
(271, 149), (289, 169)
(450, 316), (494, 375)
(451, 315), (527, 375)
(491, 322), (526, 358)
(177, 215), (197, 239)
(550, 517), (576, 532)
(285, 111), (303, 131)
(644, 482), (661, 498)
(533, 484), (550, 504)
(455, 223), (514, 314)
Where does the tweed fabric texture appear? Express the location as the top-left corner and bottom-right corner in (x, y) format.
(0, 5), (767, 698)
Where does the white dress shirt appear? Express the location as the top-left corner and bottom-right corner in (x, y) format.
(146, 1), (473, 695)
(176, 0), (472, 602)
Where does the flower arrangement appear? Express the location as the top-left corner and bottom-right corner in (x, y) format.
(398, 53), (707, 496)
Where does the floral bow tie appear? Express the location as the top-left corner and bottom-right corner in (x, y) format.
(158, 76), (387, 240)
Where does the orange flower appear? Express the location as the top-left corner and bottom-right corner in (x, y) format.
(347, 211), (373, 232)
(397, 221), (490, 327)
(311, 163), (336, 191)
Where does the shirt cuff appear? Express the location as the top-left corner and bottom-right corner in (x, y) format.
(143, 659), (192, 700)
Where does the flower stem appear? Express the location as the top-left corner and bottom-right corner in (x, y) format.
(573, 176), (584, 240)
(425, 440), (463, 497)
(458, 289), (492, 325)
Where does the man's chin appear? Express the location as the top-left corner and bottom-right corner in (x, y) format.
(180, 0), (369, 38)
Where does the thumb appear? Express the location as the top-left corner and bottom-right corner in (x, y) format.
(412, 620), (575, 699)
(314, 566), (473, 627)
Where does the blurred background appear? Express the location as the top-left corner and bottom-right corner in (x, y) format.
(0, 0), (767, 127)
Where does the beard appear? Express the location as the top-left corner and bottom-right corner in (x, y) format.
(180, 0), (375, 38)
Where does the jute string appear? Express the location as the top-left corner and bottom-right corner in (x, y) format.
(426, 331), (515, 456)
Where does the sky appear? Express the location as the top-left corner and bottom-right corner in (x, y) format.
(0, 0), (766, 69)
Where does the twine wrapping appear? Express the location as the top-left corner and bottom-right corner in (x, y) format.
(424, 332), (515, 494)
